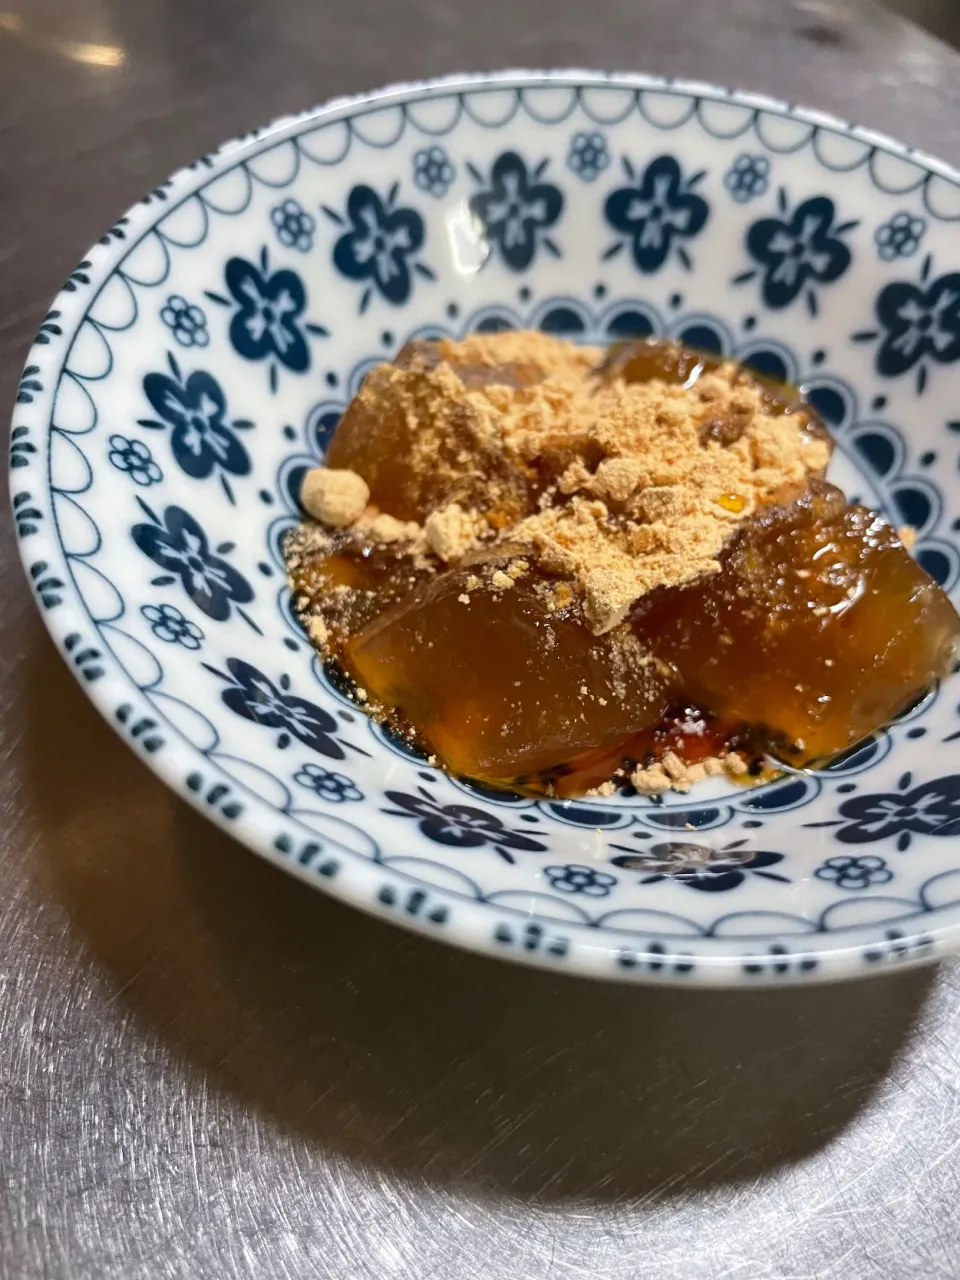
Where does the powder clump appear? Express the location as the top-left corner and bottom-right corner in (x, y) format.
(301, 467), (370, 527)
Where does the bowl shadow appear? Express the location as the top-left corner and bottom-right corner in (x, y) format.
(23, 619), (934, 1204)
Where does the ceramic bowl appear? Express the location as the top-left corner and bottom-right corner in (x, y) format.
(14, 70), (960, 986)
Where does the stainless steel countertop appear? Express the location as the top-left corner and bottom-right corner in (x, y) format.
(4, 1), (960, 1275)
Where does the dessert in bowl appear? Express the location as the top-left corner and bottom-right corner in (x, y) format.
(14, 71), (960, 985)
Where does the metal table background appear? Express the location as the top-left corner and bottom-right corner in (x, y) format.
(4, 1), (960, 1275)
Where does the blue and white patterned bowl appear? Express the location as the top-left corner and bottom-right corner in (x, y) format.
(13, 70), (960, 986)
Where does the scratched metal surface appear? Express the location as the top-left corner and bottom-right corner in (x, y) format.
(4, 0), (960, 1276)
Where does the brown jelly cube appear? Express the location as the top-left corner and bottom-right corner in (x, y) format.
(393, 338), (552, 388)
(600, 337), (724, 389)
(345, 562), (674, 785)
(633, 479), (960, 764)
(600, 337), (832, 456)
(324, 363), (474, 522)
(290, 533), (435, 649)
(325, 340), (549, 523)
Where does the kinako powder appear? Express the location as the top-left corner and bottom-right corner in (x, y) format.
(286, 331), (832, 794)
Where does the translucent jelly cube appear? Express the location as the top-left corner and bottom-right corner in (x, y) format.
(633, 479), (960, 764)
(600, 337), (832, 455)
(324, 337), (577, 523)
(346, 560), (674, 786)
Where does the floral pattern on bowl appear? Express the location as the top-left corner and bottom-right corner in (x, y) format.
(12, 71), (960, 986)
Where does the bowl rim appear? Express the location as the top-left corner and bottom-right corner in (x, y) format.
(13, 67), (960, 987)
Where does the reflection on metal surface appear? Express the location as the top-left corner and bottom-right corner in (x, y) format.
(6, 0), (960, 1274)
(882, 0), (960, 48)
(0, 12), (125, 67)
(61, 40), (125, 68)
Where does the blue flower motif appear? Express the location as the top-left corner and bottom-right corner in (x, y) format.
(603, 154), (709, 273)
(468, 151), (563, 271)
(808, 772), (960, 852)
(724, 154), (769, 204)
(216, 658), (346, 758)
(383, 786), (547, 864)
(208, 248), (327, 392)
(413, 146), (455, 198)
(853, 256), (960, 394)
(107, 434), (161, 486)
(610, 842), (788, 893)
(140, 602), (204, 650)
(735, 190), (856, 315)
(875, 211), (925, 261)
(160, 295), (209, 348)
(545, 864), (617, 897)
(815, 855), (892, 890)
(294, 762), (363, 802)
(567, 131), (610, 183)
(327, 184), (433, 311)
(132, 503), (254, 622)
(225, 252), (308, 368)
(140, 353), (251, 501)
(271, 198), (315, 252)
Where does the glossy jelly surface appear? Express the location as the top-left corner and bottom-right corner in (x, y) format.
(345, 559), (673, 786)
(633, 479), (960, 765)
